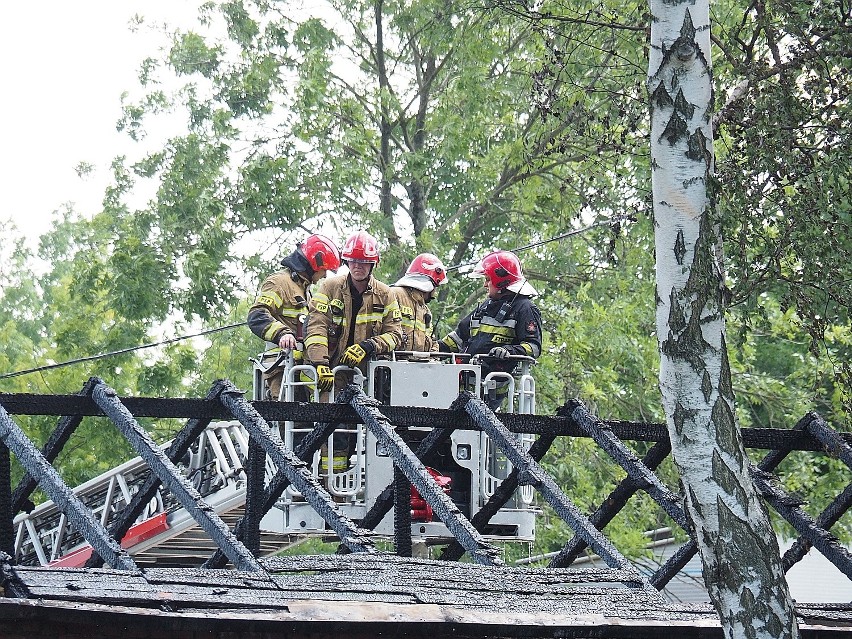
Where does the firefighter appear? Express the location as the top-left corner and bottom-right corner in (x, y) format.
(439, 250), (542, 409)
(305, 229), (403, 475)
(391, 253), (448, 353)
(247, 233), (342, 401)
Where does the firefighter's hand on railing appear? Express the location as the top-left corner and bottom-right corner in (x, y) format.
(488, 346), (511, 359)
(315, 365), (335, 392)
(278, 332), (297, 350)
(339, 340), (375, 366)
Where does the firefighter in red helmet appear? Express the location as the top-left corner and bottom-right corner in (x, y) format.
(305, 230), (402, 390)
(247, 233), (342, 400)
(392, 253), (448, 353)
(304, 229), (402, 477)
(439, 250), (542, 409)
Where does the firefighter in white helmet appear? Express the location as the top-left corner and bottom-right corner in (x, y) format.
(391, 253), (448, 353)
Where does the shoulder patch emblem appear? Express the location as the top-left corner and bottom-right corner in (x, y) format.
(526, 320), (537, 334)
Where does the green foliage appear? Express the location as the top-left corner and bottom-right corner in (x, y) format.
(709, 0), (852, 418)
(169, 32), (222, 78)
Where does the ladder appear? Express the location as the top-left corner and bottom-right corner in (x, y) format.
(13, 421), (291, 567)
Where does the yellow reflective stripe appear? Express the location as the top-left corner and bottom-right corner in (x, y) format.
(355, 313), (384, 324)
(379, 333), (397, 348)
(262, 321), (286, 341)
(442, 332), (462, 351)
(305, 335), (328, 348)
(385, 299), (401, 320)
(402, 318), (429, 333)
(255, 292), (283, 308)
(313, 292), (330, 304)
(476, 324), (514, 337)
(278, 308), (302, 319)
(520, 343), (534, 356)
(321, 455), (350, 471)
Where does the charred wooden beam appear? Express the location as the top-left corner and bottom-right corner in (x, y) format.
(89, 379), (260, 572)
(0, 403), (136, 571)
(341, 385), (501, 566)
(216, 381), (376, 556)
(562, 401), (689, 530)
(550, 440), (673, 570)
(2, 392), (850, 452)
(349, 426), (455, 537)
(440, 433), (557, 563)
(393, 464), (412, 558)
(10, 379), (99, 518)
(204, 415), (352, 569)
(783, 483), (852, 572)
(458, 392), (636, 574)
(87, 380), (227, 568)
(0, 445), (13, 558)
(750, 465), (852, 580)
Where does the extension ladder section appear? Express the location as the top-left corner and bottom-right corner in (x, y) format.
(13, 421), (253, 567)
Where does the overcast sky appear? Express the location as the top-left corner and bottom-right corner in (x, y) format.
(1, 1), (201, 250)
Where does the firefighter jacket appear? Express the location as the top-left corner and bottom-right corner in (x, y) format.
(391, 285), (438, 352)
(305, 273), (403, 368)
(247, 267), (311, 350)
(440, 293), (542, 373)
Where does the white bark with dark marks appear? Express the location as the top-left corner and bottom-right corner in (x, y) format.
(648, 2), (799, 637)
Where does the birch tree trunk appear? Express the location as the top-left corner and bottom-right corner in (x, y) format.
(648, 3), (799, 637)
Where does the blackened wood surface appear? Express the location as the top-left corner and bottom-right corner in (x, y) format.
(1, 555), (851, 637)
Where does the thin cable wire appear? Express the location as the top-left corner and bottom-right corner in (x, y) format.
(445, 215), (630, 272)
(0, 323), (243, 381)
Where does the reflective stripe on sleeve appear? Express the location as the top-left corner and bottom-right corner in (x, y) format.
(442, 331), (463, 352)
(255, 292), (283, 308)
(262, 321), (286, 341)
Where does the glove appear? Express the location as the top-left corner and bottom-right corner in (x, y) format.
(488, 346), (510, 359)
(315, 365), (335, 392)
(340, 340), (375, 367)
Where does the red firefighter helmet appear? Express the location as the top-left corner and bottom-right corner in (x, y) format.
(394, 253), (448, 292)
(301, 234), (341, 272)
(473, 250), (537, 296)
(342, 230), (380, 264)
